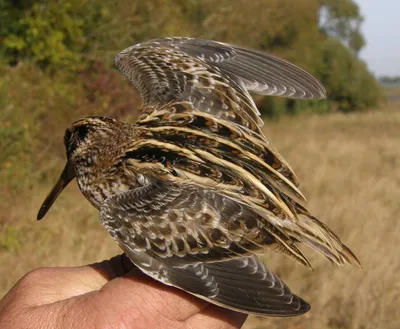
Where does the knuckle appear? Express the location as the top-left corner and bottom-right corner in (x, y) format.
(22, 267), (55, 285)
(18, 267), (55, 291)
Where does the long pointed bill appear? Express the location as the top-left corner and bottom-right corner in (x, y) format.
(37, 161), (76, 220)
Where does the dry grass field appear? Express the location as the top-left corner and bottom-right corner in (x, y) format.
(1, 102), (399, 329)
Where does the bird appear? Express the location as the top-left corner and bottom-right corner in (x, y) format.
(37, 37), (360, 317)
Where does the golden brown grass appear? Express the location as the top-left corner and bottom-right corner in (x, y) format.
(385, 88), (400, 96)
(1, 104), (399, 329)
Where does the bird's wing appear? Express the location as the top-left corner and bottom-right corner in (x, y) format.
(166, 256), (310, 316)
(122, 249), (310, 317)
(153, 37), (326, 99)
(118, 127), (360, 267)
(114, 37), (325, 133)
(100, 180), (310, 316)
(99, 179), (307, 266)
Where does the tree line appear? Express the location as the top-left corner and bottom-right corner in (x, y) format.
(1, 0), (383, 116)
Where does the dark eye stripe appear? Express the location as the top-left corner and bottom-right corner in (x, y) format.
(65, 125), (90, 157)
(75, 125), (89, 141)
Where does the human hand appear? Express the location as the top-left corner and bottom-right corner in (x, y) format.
(0, 254), (247, 329)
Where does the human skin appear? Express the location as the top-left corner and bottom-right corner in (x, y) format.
(0, 254), (247, 329)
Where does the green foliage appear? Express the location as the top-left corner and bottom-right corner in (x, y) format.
(317, 38), (384, 112)
(257, 97), (330, 119)
(320, 0), (365, 54)
(1, 0), (110, 71)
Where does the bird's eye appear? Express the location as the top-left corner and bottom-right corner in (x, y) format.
(64, 125), (89, 157)
(75, 125), (89, 141)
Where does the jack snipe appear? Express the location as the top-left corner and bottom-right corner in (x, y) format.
(38, 37), (360, 317)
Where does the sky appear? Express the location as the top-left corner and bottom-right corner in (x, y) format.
(357, 0), (400, 76)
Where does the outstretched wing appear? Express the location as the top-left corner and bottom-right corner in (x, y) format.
(152, 37), (326, 99)
(114, 37), (326, 132)
(99, 180), (310, 316)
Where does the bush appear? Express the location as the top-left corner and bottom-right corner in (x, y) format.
(1, 1), (110, 72)
(317, 38), (384, 112)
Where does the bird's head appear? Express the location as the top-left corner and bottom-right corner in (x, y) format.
(37, 116), (127, 220)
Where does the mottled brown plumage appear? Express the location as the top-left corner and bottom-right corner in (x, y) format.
(38, 37), (360, 317)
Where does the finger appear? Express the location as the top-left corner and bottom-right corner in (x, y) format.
(14, 266), (106, 307)
(42, 254), (137, 296)
(15, 254), (136, 306)
(96, 271), (209, 322)
(185, 304), (247, 329)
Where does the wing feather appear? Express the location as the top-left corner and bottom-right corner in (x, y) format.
(117, 245), (310, 317)
(114, 37), (326, 133)
(166, 256), (310, 316)
(160, 37), (326, 99)
(99, 179), (309, 266)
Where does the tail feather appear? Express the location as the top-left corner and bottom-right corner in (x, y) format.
(294, 215), (361, 266)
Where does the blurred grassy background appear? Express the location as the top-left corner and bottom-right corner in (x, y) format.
(1, 1), (399, 328)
